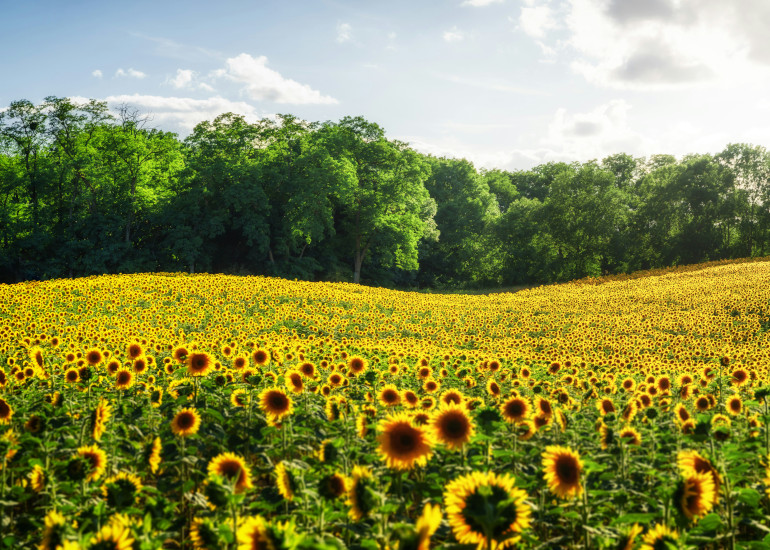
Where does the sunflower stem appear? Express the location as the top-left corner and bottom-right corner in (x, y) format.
(581, 479), (590, 549)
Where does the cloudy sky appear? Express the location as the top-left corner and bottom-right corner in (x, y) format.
(3, 0), (770, 170)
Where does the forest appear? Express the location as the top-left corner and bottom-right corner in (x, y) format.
(2, 96), (769, 287)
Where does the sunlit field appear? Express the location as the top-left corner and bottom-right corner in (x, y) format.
(2, 258), (770, 549)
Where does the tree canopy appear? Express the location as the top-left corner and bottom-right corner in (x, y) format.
(2, 96), (770, 287)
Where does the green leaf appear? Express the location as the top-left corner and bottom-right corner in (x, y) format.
(611, 513), (658, 525)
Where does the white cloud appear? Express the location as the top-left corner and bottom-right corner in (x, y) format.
(443, 27), (465, 42)
(115, 68), (147, 79)
(214, 53), (337, 104)
(92, 69), (103, 79)
(103, 94), (264, 132)
(336, 22), (352, 43)
(519, 4), (557, 38)
(461, 0), (503, 6)
(564, 0), (770, 89)
(168, 69), (195, 89)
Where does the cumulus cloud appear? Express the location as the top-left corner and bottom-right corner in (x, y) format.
(336, 22), (352, 43)
(103, 94), (264, 132)
(564, 0), (770, 89)
(168, 69), (194, 88)
(115, 68), (146, 79)
(443, 27), (465, 42)
(92, 69), (103, 78)
(519, 4), (558, 38)
(214, 53), (338, 104)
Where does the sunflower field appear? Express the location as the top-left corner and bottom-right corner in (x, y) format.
(2, 259), (770, 549)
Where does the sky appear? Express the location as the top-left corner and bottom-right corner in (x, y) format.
(2, 0), (770, 171)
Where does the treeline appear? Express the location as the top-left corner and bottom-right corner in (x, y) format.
(2, 96), (769, 287)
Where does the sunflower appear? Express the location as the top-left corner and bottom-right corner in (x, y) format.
(726, 395), (742, 415)
(640, 524), (678, 550)
(114, 369), (134, 390)
(444, 470), (531, 549)
(187, 352), (214, 377)
(251, 348), (271, 367)
(415, 503), (442, 550)
(597, 398), (616, 416)
(731, 368), (749, 386)
(208, 452), (253, 493)
(377, 412), (434, 470)
(30, 464), (46, 492)
(486, 378), (502, 398)
(40, 509), (67, 550)
(126, 342), (144, 360)
(441, 389), (465, 406)
(91, 399), (111, 442)
(356, 413), (373, 438)
(285, 370), (304, 394)
(171, 408), (201, 437)
(102, 472), (143, 508)
(621, 378), (636, 392)
(76, 444), (108, 482)
(319, 472), (349, 500)
(518, 420), (537, 441)
(674, 404), (691, 425)
(298, 361), (316, 378)
(230, 388), (249, 408)
(535, 398), (553, 418)
(148, 437), (162, 474)
(64, 368), (80, 384)
(0, 398), (13, 424)
(132, 356), (148, 374)
(431, 403), (475, 451)
(347, 465), (377, 521)
(190, 517), (220, 550)
(542, 445), (583, 499)
(675, 470), (716, 521)
(423, 379), (440, 393)
(85, 348), (103, 366)
(275, 461), (297, 501)
(378, 384), (402, 407)
(677, 450), (721, 493)
(500, 396), (530, 424)
(616, 524), (643, 550)
(25, 414), (44, 434)
(618, 426), (641, 446)
(258, 388), (294, 424)
(89, 521), (134, 550)
(347, 355), (368, 375)
(599, 423), (614, 450)
(232, 355), (248, 370)
(233, 518), (274, 550)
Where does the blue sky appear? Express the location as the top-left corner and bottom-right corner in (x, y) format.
(3, 0), (770, 170)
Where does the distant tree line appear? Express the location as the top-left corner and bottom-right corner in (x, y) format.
(2, 96), (769, 287)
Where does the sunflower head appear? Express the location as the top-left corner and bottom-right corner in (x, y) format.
(208, 452), (253, 494)
(347, 465), (377, 521)
(191, 517), (221, 550)
(674, 470), (716, 522)
(171, 408), (202, 437)
(431, 404), (475, 451)
(444, 471), (531, 549)
(542, 445), (583, 499)
(102, 472), (143, 509)
(319, 472), (349, 500)
(377, 413), (434, 470)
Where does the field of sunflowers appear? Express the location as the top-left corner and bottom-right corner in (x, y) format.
(2, 258), (770, 549)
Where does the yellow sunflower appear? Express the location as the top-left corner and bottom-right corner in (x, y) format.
(76, 444), (108, 482)
(237, 516), (272, 550)
(444, 470), (531, 549)
(186, 352), (214, 377)
(378, 384), (402, 407)
(430, 403), (475, 451)
(258, 388), (294, 424)
(0, 398), (13, 424)
(542, 445), (583, 499)
(677, 450), (721, 493)
(190, 517), (220, 550)
(275, 461), (297, 501)
(208, 452), (253, 493)
(377, 412), (434, 470)
(640, 524), (678, 550)
(30, 464), (46, 493)
(91, 399), (111, 442)
(148, 437), (162, 474)
(171, 408), (201, 437)
(346, 465), (376, 521)
(675, 470), (716, 521)
(102, 472), (143, 508)
(500, 396), (530, 424)
(89, 521), (134, 550)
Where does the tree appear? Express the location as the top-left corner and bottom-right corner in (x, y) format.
(323, 117), (436, 284)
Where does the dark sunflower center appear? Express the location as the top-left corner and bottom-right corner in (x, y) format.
(555, 455), (579, 485)
(177, 413), (194, 429)
(506, 401), (524, 417)
(117, 372), (131, 384)
(269, 393), (288, 410)
(383, 390), (398, 403)
(391, 428), (417, 453)
(441, 415), (467, 438)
